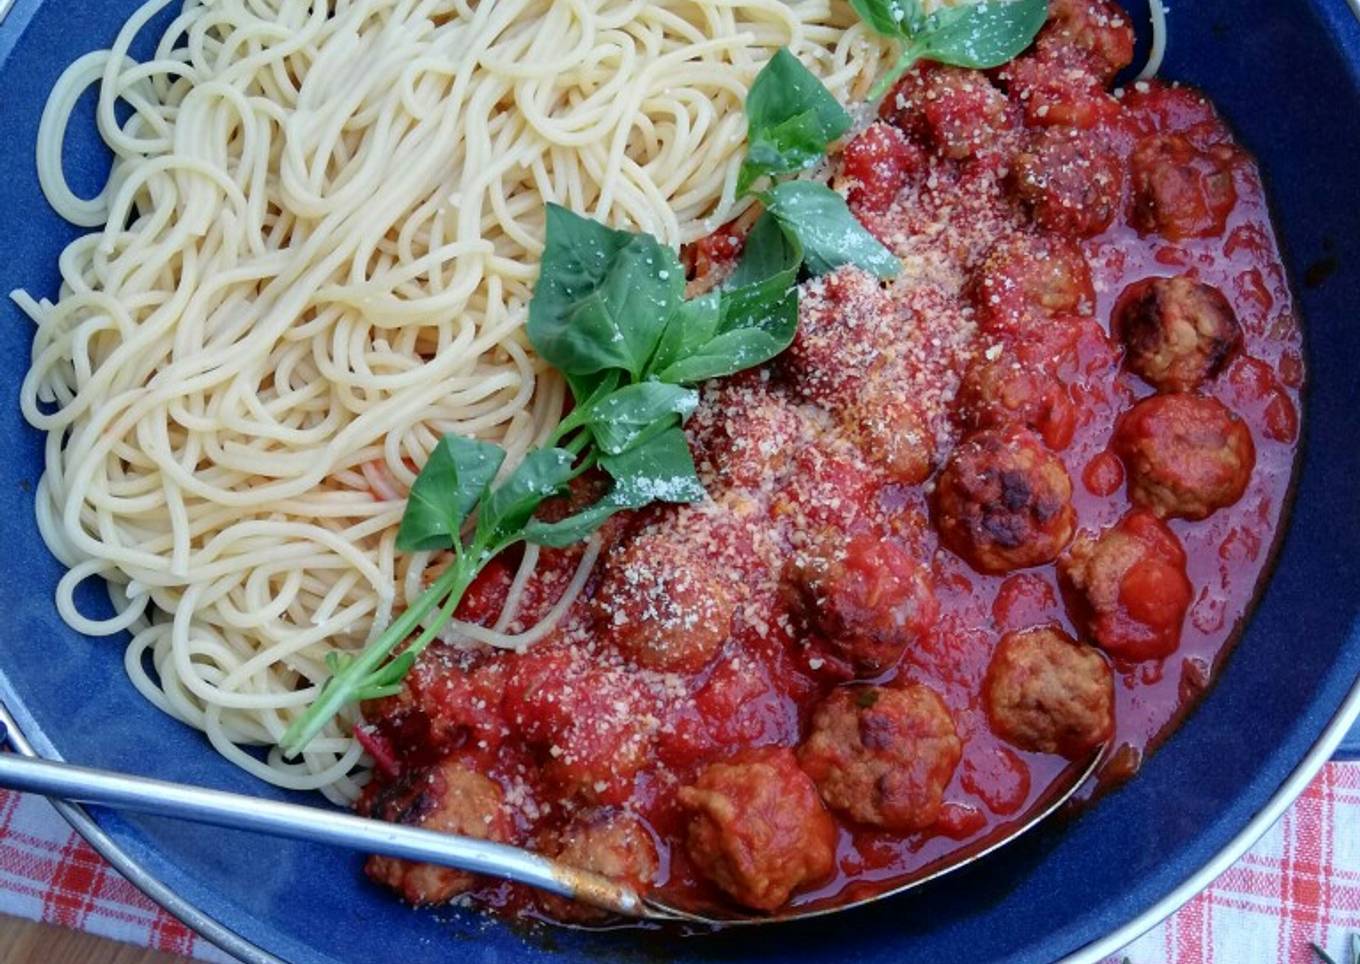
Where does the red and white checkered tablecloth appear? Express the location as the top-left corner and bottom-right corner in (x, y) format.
(0, 767), (1356, 963)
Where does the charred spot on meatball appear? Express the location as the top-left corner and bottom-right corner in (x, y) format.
(1113, 276), (1242, 392)
(785, 531), (938, 675)
(1112, 393), (1256, 520)
(1060, 510), (1193, 661)
(677, 747), (837, 912)
(539, 811), (660, 922)
(1012, 127), (1123, 238)
(934, 428), (1077, 574)
(1129, 133), (1239, 240)
(798, 683), (962, 831)
(984, 626), (1114, 758)
(970, 232), (1095, 333)
(363, 762), (511, 905)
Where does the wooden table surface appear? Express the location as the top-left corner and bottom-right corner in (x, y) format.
(0, 916), (189, 964)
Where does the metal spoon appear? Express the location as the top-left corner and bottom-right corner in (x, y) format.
(0, 700), (1101, 926)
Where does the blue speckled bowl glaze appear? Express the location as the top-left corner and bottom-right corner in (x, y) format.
(0, 2), (1357, 961)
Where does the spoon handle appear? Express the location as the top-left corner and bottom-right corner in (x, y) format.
(0, 716), (650, 917)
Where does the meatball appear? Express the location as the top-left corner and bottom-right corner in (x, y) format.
(798, 684), (962, 831)
(1000, 42), (1124, 130)
(785, 531), (938, 674)
(539, 811), (660, 923)
(1129, 133), (1239, 240)
(984, 626), (1114, 758)
(1112, 393), (1255, 520)
(970, 232), (1094, 333)
(363, 762), (512, 905)
(677, 747), (837, 911)
(1012, 127), (1123, 238)
(595, 513), (736, 673)
(841, 121), (926, 213)
(880, 63), (1013, 160)
(1037, 0), (1136, 82)
(957, 352), (1077, 450)
(1060, 510), (1192, 661)
(934, 427), (1076, 574)
(836, 380), (935, 485)
(1113, 276), (1242, 392)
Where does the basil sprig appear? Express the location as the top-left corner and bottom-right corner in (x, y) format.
(852, 0), (1049, 98)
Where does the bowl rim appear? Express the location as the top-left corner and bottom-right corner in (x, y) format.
(9, 671), (1356, 964)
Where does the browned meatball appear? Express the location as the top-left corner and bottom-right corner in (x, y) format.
(539, 811), (660, 922)
(677, 747), (837, 911)
(880, 62), (1013, 160)
(363, 762), (512, 905)
(1012, 127), (1123, 238)
(798, 684), (962, 831)
(1113, 276), (1242, 392)
(1129, 133), (1238, 240)
(1112, 393), (1256, 520)
(595, 512), (736, 673)
(970, 232), (1094, 333)
(984, 627), (1114, 758)
(785, 531), (938, 674)
(837, 381), (935, 485)
(1060, 510), (1193, 661)
(1038, 0), (1136, 82)
(956, 353), (1077, 450)
(934, 427), (1077, 574)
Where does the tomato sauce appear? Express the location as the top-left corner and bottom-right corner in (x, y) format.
(358, 1), (1302, 923)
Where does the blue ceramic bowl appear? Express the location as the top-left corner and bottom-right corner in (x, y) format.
(1, 2), (1358, 961)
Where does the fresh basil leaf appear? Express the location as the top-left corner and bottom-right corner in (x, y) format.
(565, 368), (622, 409)
(647, 292), (721, 379)
(914, 0), (1048, 69)
(582, 382), (700, 454)
(727, 210), (802, 289)
(654, 294), (797, 384)
(850, 0), (927, 38)
(738, 48), (852, 196)
(762, 181), (899, 279)
(521, 497), (626, 548)
(527, 204), (684, 379)
(395, 436), (506, 552)
(474, 447), (577, 549)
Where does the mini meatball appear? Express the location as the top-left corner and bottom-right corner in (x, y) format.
(1037, 0), (1136, 82)
(841, 121), (927, 213)
(1060, 510), (1193, 661)
(970, 232), (1094, 333)
(1113, 276), (1242, 392)
(934, 427), (1077, 574)
(595, 515), (736, 673)
(363, 762), (512, 905)
(539, 811), (660, 922)
(984, 626), (1114, 758)
(957, 353), (1077, 450)
(880, 63), (1013, 160)
(1012, 127), (1123, 238)
(1112, 393), (1255, 520)
(837, 379), (935, 484)
(785, 531), (938, 674)
(798, 684), (962, 831)
(1000, 43), (1124, 130)
(677, 747), (837, 911)
(1129, 133), (1239, 240)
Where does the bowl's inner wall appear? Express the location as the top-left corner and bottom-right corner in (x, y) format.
(0, 2), (1357, 962)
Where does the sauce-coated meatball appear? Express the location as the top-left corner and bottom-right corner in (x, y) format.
(798, 683), (962, 831)
(934, 428), (1076, 573)
(1113, 275), (1242, 392)
(539, 811), (660, 922)
(837, 384), (936, 485)
(957, 353), (1077, 450)
(1060, 510), (1193, 661)
(841, 121), (926, 213)
(880, 63), (1013, 160)
(984, 626), (1114, 758)
(1012, 127), (1123, 238)
(970, 232), (1094, 333)
(1037, 0), (1136, 81)
(1129, 133), (1238, 240)
(1112, 393), (1255, 520)
(364, 762), (512, 905)
(596, 514), (736, 673)
(677, 747), (837, 911)
(786, 531), (938, 674)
